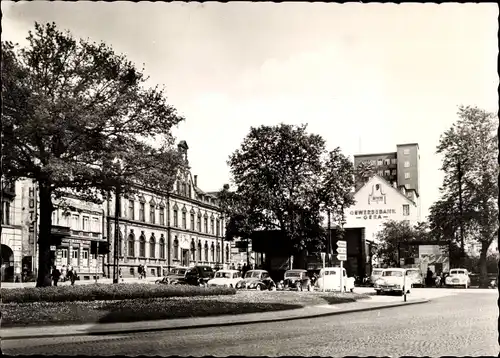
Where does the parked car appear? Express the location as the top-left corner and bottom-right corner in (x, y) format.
(315, 267), (355, 292)
(405, 268), (424, 287)
(207, 269), (242, 288)
(235, 269), (277, 291)
(445, 268), (471, 289)
(374, 268), (411, 295)
(279, 269), (313, 291)
(370, 268), (386, 286)
(155, 266), (189, 285)
(173, 265), (215, 286)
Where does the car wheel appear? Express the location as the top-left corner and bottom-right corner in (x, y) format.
(255, 285), (261, 291)
(307, 285), (312, 292)
(270, 286), (277, 291)
(350, 287), (354, 293)
(229, 284), (233, 288)
(376, 290), (381, 295)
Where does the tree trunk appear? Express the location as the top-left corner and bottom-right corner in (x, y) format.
(478, 240), (490, 288)
(36, 182), (54, 287)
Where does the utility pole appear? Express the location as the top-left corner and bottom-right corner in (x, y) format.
(113, 187), (120, 284)
(457, 157), (465, 266)
(327, 209), (332, 267)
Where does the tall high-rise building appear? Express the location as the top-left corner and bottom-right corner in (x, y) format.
(353, 143), (421, 220)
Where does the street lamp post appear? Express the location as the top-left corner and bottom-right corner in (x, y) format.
(113, 187), (121, 284)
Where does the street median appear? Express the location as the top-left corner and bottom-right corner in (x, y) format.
(1, 285), (370, 328)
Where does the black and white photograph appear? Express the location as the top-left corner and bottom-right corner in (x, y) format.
(1, 2), (498, 356)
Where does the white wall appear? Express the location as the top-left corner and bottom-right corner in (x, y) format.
(344, 176), (419, 243)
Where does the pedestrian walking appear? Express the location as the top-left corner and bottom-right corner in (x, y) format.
(61, 265), (67, 282)
(118, 268), (123, 282)
(425, 268), (434, 287)
(51, 266), (61, 286)
(143, 264), (148, 279)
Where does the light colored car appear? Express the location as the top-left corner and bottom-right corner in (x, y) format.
(207, 269), (242, 288)
(315, 267), (355, 292)
(405, 268), (424, 287)
(370, 268), (386, 286)
(445, 268), (471, 289)
(374, 268), (412, 295)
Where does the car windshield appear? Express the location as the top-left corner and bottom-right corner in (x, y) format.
(451, 270), (465, 275)
(245, 271), (262, 278)
(285, 272), (302, 278)
(215, 271), (232, 279)
(323, 270), (337, 276)
(383, 270), (403, 277)
(372, 270), (383, 276)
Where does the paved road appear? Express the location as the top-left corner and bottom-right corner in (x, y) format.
(3, 289), (498, 356)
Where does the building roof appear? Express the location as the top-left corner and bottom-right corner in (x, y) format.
(354, 152), (397, 158)
(396, 143), (419, 148)
(354, 174), (417, 206)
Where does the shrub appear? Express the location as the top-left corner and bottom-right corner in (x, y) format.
(1, 284), (236, 304)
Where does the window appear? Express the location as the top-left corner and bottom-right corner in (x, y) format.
(71, 248), (79, 265)
(61, 249), (68, 259)
(82, 250), (89, 259)
(188, 185), (192, 198)
(391, 158), (397, 165)
(405, 172), (411, 179)
(118, 231), (123, 256)
(128, 200), (134, 219)
(377, 159), (383, 166)
(92, 218), (99, 232)
(197, 241), (202, 261)
(404, 161), (410, 168)
(173, 209), (178, 227)
(210, 244), (215, 262)
(210, 218), (215, 235)
(159, 208), (165, 226)
(377, 170), (383, 176)
(150, 205), (155, 224)
(216, 243), (221, 262)
(182, 212), (187, 229)
(204, 242), (209, 262)
(173, 237), (179, 260)
(82, 216), (89, 231)
(384, 159), (390, 165)
(405, 183), (412, 189)
(403, 149), (410, 155)
(159, 236), (165, 259)
(403, 204), (410, 216)
(72, 214), (79, 230)
(204, 218), (208, 233)
(182, 183), (187, 196)
(150, 236), (155, 258)
(139, 203), (145, 222)
(1, 201), (10, 225)
(139, 235), (146, 257)
(51, 210), (57, 225)
(384, 170), (390, 176)
(190, 213), (195, 230)
(216, 219), (220, 237)
(225, 244), (230, 262)
(191, 241), (196, 260)
(197, 215), (202, 231)
(128, 234), (135, 257)
(391, 170), (397, 176)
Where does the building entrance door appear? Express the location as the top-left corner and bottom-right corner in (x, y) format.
(1, 244), (14, 282)
(182, 249), (190, 266)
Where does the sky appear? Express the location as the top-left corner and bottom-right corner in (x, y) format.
(2, 2), (498, 221)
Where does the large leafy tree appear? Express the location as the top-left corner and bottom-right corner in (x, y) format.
(2, 23), (184, 287)
(432, 105), (498, 287)
(375, 220), (433, 268)
(355, 160), (376, 190)
(227, 123), (354, 265)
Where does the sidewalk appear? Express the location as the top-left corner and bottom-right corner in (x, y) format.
(0, 297), (428, 340)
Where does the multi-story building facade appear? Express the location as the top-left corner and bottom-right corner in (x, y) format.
(354, 143), (421, 221)
(104, 141), (230, 279)
(1, 180), (23, 282)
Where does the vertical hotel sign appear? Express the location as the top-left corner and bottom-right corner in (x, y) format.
(350, 183), (398, 220)
(28, 184), (37, 245)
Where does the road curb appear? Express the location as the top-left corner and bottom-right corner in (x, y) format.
(1, 298), (429, 340)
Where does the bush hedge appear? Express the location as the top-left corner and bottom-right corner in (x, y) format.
(1, 283), (236, 304)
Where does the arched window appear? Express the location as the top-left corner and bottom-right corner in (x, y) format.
(149, 235), (156, 258)
(210, 243), (215, 262)
(204, 242), (209, 262)
(216, 243), (221, 263)
(197, 213), (202, 232)
(191, 239), (196, 260)
(197, 241), (202, 261)
(159, 236), (165, 259)
(128, 233), (135, 257)
(139, 234), (146, 257)
(173, 237), (179, 260)
(225, 244), (230, 263)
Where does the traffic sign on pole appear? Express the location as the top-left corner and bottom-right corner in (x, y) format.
(336, 247), (347, 254)
(337, 253), (347, 261)
(336, 240), (347, 248)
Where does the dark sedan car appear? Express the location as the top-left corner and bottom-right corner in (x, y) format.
(279, 269), (313, 291)
(155, 266), (189, 285)
(175, 265), (215, 286)
(235, 269), (277, 291)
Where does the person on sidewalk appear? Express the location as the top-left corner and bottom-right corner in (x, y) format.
(143, 264), (148, 279)
(51, 266), (61, 286)
(118, 268), (123, 282)
(425, 268), (434, 287)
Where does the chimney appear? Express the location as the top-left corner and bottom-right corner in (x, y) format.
(194, 175), (198, 187)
